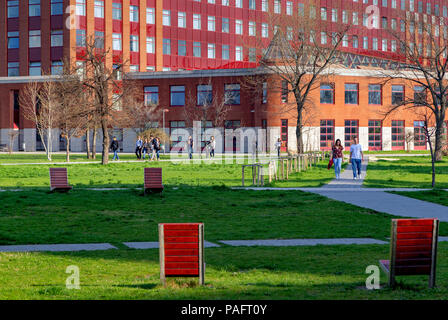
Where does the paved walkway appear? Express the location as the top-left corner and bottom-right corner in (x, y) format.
(219, 238), (387, 247)
(0, 243), (117, 252)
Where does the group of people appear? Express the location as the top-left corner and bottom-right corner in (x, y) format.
(331, 137), (364, 180)
(186, 136), (216, 159)
(135, 136), (162, 161)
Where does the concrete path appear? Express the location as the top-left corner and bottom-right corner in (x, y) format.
(0, 243), (117, 252)
(219, 238), (387, 247)
(123, 241), (220, 249)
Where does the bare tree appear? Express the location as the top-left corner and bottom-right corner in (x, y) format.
(245, 3), (350, 153)
(384, 12), (448, 161)
(21, 79), (58, 161)
(405, 131), (414, 153)
(77, 38), (127, 165)
(7, 129), (19, 154)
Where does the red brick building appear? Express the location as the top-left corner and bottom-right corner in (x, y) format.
(1, 0), (448, 152)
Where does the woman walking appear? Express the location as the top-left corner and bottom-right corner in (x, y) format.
(142, 138), (149, 160)
(331, 139), (344, 179)
(275, 138), (282, 158)
(209, 136), (216, 158)
(154, 137), (161, 161)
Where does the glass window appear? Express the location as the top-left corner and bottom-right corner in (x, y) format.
(224, 84), (240, 105)
(368, 84), (382, 105)
(274, 0), (281, 14)
(112, 3), (122, 20)
(391, 85), (404, 105)
(235, 46), (243, 61)
(320, 84), (334, 104)
(29, 62), (41, 76)
(207, 43), (215, 59)
(391, 120), (405, 149)
(345, 84), (358, 104)
(163, 39), (171, 55)
(76, 29), (86, 47)
(193, 42), (201, 57)
(236, 0), (243, 8)
(193, 14), (201, 30)
(235, 20), (243, 34)
(29, 30), (41, 48)
(29, 0), (41, 17)
(51, 61), (63, 75)
(76, 0), (86, 15)
(262, 23), (269, 38)
(163, 10), (171, 26)
(344, 120), (359, 147)
(222, 18), (230, 33)
(249, 0), (256, 10)
(8, 62), (19, 77)
(112, 33), (122, 50)
(51, 0), (63, 15)
(208, 16), (215, 31)
(262, 82), (267, 104)
(320, 120), (334, 149)
(144, 86), (159, 105)
(7, 32), (19, 49)
(249, 21), (256, 36)
(197, 85), (213, 105)
(147, 8), (155, 24)
(178, 12), (186, 28)
(94, 31), (104, 49)
(222, 45), (229, 60)
(414, 86), (426, 105)
(368, 120), (382, 150)
(262, 0), (268, 12)
(146, 37), (155, 54)
(94, 1), (104, 18)
(130, 5), (139, 22)
(178, 40), (187, 56)
(7, 1), (19, 18)
(170, 86), (185, 106)
(130, 35), (139, 52)
(414, 121), (426, 148)
(51, 30), (63, 47)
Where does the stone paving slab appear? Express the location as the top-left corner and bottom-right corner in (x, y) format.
(219, 238), (388, 247)
(0, 243), (117, 252)
(122, 241), (220, 249)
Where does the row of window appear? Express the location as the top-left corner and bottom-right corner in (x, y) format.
(7, 61), (63, 77)
(7, 0), (63, 18)
(144, 84), (242, 107)
(319, 83), (426, 106)
(320, 119), (428, 149)
(7, 30), (63, 49)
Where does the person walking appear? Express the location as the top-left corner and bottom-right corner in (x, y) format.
(154, 137), (161, 161)
(331, 139), (344, 179)
(187, 135), (194, 159)
(135, 136), (143, 160)
(275, 138), (282, 158)
(110, 136), (120, 161)
(209, 136), (216, 158)
(150, 136), (156, 161)
(349, 137), (364, 180)
(142, 138), (149, 160)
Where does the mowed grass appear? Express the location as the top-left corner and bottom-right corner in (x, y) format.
(363, 157), (448, 189)
(2, 244), (448, 300)
(0, 188), (420, 245)
(391, 190), (448, 207)
(0, 158), (336, 189)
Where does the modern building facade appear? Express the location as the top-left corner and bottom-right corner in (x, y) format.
(1, 0), (448, 152)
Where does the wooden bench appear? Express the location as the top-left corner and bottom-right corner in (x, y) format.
(159, 223), (205, 286)
(144, 167), (164, 194)
(379, 218), (439, 288)
(49, 168), (73, 192)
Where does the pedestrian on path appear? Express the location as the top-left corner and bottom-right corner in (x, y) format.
(135, 136), (143, 160)
(349, 137), (364, 179)
(142, 138), (149, 160)
(154, 137), (161, 161)
(331, 139), (344, 179)
(110, 136), (119, 161)
(275, 138), (282, 158)
(187, 135), (194, 159)
(209, 136), (216, 158)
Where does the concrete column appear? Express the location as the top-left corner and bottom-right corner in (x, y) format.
(123, 128), (137, 153)
(382, 126), (392, 151)
(335, 126), (345, 147)
(23, 128), (36, 151)
(359, 126), (369, 151)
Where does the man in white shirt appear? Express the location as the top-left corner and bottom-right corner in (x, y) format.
(349, 137), (364, 179)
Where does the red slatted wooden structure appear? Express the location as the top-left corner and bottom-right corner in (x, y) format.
(379, 218), (439, 288)
(159, 223), (204, 286)
(49, 168), (73, 192)
(144, 167), (164, 194)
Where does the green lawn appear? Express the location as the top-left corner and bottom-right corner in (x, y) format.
(391, 190), (448, 207)
(1, 244), (448, 299)
(0, 158), (336, 189)
(363, 156), (448, 189)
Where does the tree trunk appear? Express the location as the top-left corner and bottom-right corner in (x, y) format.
(296, 105), (304, 154)
(47, 129), (52, 161)
(92, 127), (97, 160)
(101, 119), (110, 165)
(434, 116), (445, 162)
(428, 134), (436, 188)
(85, 128), (91, 159)
(66, 136), (70, 162)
